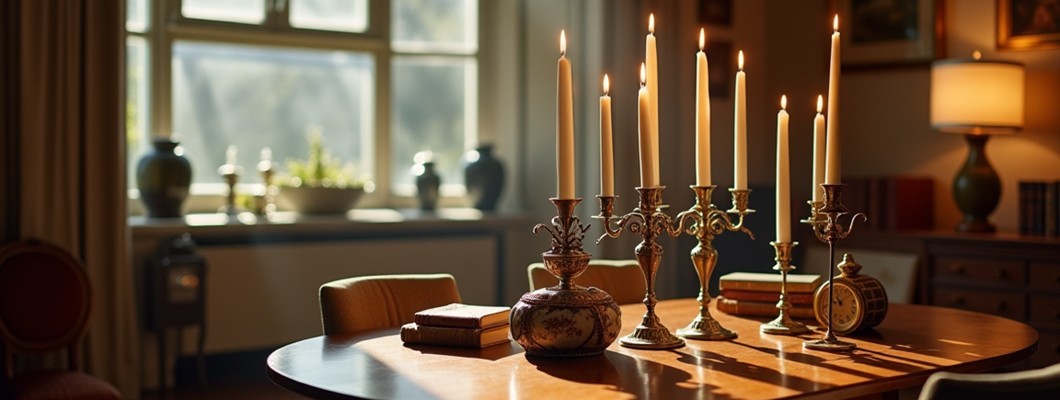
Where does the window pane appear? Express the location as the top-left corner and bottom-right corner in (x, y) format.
(392, 0), (477, 53)
(126, 0), (148, 32)
(290, 0), (368, 33)
(127, 37), (149, 188)
(391, 56), (476, 194)
(182, 0), (266, 24)
(172, 41), (375, 186)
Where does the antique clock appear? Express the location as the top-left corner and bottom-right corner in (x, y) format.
(813, 253), (888, 335)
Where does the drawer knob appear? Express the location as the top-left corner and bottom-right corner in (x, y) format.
(948, 264), (965, 275)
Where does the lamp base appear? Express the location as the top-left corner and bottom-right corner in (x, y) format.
(953, 134), (1001, 233)
(957, 217), (996, 233)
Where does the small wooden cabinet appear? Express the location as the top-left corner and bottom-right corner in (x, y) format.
(921, 233), (1060, 369)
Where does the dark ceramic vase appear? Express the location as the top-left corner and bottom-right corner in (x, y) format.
(415, 161), (441, 211)
(137, 139), (192, 218)
(464, 145), (504, 211)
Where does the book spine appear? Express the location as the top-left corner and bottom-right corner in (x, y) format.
(1046, 181), (1058, 237)
(400, 324), (487, 348)
(413, 314), (481, 329)
(718, 281), (818, 294)
(719, 290), (814, 305)
(1019, 181), (1031, 235)
(1034, 182), (1046, 236)
(716, 298), (814, 319)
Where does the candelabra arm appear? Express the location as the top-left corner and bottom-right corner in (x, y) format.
(710, 210), (755, 241)
(666, 208), (703, 238)
(837, 212), (868, 240)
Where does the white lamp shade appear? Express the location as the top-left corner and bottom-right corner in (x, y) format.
(930, 59), (1025, 134)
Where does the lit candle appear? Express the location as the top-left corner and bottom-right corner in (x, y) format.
(776, 95), (791, 243)
(695, 28), (711, 186)
(600, 74), (614, 196)
(734, 50), (747, 190)
(812, 95), (826, 202)
(825, 15), (841, 184)
(557, 30), (575, 199)
(226, 145), (237, 165)
(646, 14), (660, 185)
(638, 64), (657, 187)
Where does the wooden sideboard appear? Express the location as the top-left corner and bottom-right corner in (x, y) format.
(801, 230), (1060, 368)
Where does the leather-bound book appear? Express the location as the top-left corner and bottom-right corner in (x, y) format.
(718, 272), (821, 293)
(400, 323), (510, 348)
(716, 297), (815, 319)
(414, 303), (511, 329)
(719, 289), (814, 305)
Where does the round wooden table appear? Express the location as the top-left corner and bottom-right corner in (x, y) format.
(267, 299), (1038, 400)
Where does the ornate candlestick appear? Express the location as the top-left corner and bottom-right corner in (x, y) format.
(217, 163), (244, 216)
(258, 158), (276, 216)
(760, 241), (809, 335)
(674, 186), (753, 340)
(802, 184), (866, 352)
(510, 198), (622, 357)
(597, 187), (683, 349)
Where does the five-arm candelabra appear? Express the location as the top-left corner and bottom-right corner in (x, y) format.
(801, 183), (866, 352)
(596, 185), (753, 349)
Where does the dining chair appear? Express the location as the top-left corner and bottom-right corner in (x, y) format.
(527, 259), (645, 305)
(0, 239), (122, 400)
(918, 362), (1060, 400)
(318, 274), (462, 335)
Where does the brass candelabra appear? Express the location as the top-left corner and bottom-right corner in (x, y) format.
(596, 185), (753, 349)
(218, 163), (244, 216)
(802, 183), (866, 352)
(760, 241), (809, 335)
(258, 158), (276, 216)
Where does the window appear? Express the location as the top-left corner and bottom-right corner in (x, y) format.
(125, 0), (479, 208)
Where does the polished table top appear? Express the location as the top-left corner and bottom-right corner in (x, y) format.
(267, 299), (1038, 400)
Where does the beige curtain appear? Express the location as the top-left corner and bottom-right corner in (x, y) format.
(12, 0), (140, 397)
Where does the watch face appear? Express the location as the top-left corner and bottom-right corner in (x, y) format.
(816, 283), (862, 334)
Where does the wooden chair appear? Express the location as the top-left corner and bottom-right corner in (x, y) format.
(918, 363), (1060, 400)
(527, 259), (645, 305)
(318, 274), (462, 335)
(0, 239), (121, 400)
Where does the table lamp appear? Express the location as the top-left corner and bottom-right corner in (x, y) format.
(930, 51), (1025, 233)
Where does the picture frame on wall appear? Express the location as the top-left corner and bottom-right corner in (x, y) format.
(707, 40), (733, 98)
(699, 0), (733, 27)
(832, 0), (945, 68)
(998, 0), (1060, 50)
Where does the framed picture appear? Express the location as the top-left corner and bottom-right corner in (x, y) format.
(998, 0), (1060, 50)
(699, 0), (733, 27)
(832, 0), (945, 68)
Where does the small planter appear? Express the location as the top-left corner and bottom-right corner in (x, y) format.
(277, 186), (363, 215)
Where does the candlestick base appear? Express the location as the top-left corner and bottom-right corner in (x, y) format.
(760, 241), (809, 335)
(620, 324), (686, 350)
(676, 316), (737, 340)
(803, 336), (857, 352)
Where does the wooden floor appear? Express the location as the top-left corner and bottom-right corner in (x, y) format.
(141, 380), (304, 400)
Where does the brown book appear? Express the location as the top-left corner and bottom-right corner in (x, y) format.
(719, 289), (814, 305)
(718, 272), (821, 293)
(413, 303), (511, 329)
(400, 322), (510, 348)
(716, 297), (815, 319)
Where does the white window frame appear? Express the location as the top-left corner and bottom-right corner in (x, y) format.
(128, 0), (481, 212)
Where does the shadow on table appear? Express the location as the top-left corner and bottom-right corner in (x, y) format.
(402, 340), (523, 361)
(528, 350), (721, 399)
(679, 348), (838, 394)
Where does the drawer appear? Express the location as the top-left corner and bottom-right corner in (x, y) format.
(933, 256), (1024, 286)
(932, 287), (1026, 321)
(1029, 262), (1060, 292)
(1029, 295), (1060, 329)
(1029, 331), (1060, 369)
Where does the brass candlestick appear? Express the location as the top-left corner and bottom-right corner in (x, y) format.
(760, 241), (809, 335)
(597, 187), (683, 349)
(510, 198), (622, 357)
(258, 159), (276, 216)
(218, 163), (244, 216)
(674, 186), (753, 340)
(802, 183), (866, 352)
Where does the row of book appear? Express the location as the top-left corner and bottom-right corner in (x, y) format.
(715, 272), (822, 319)
(1019, 180), (1060, 236)
(841, 176), (933, 232)
(400, 303), (511, 348)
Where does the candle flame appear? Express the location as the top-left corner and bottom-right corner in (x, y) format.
(560, 30), (566, 55)
(817, 95), (824, 113)
(640, 63), (646, 86)
(649, 14), (655, 34)
(781, 95), (787, 110)
(603, 74), (610, 95)
(973, 50), (982, 60)
(699, 28), (705, 51)
(833, 15), (839, 32)
(738, 50), (744, 70)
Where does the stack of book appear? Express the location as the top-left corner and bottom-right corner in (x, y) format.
(1019, 180), (1060, 236)
(715, 272), (822, 319)
(400, 303), (511, 348)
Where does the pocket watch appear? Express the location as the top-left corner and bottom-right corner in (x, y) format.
(813, 253), (888, 335)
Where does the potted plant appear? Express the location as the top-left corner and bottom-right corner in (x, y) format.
(277, 130), (369, 214)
